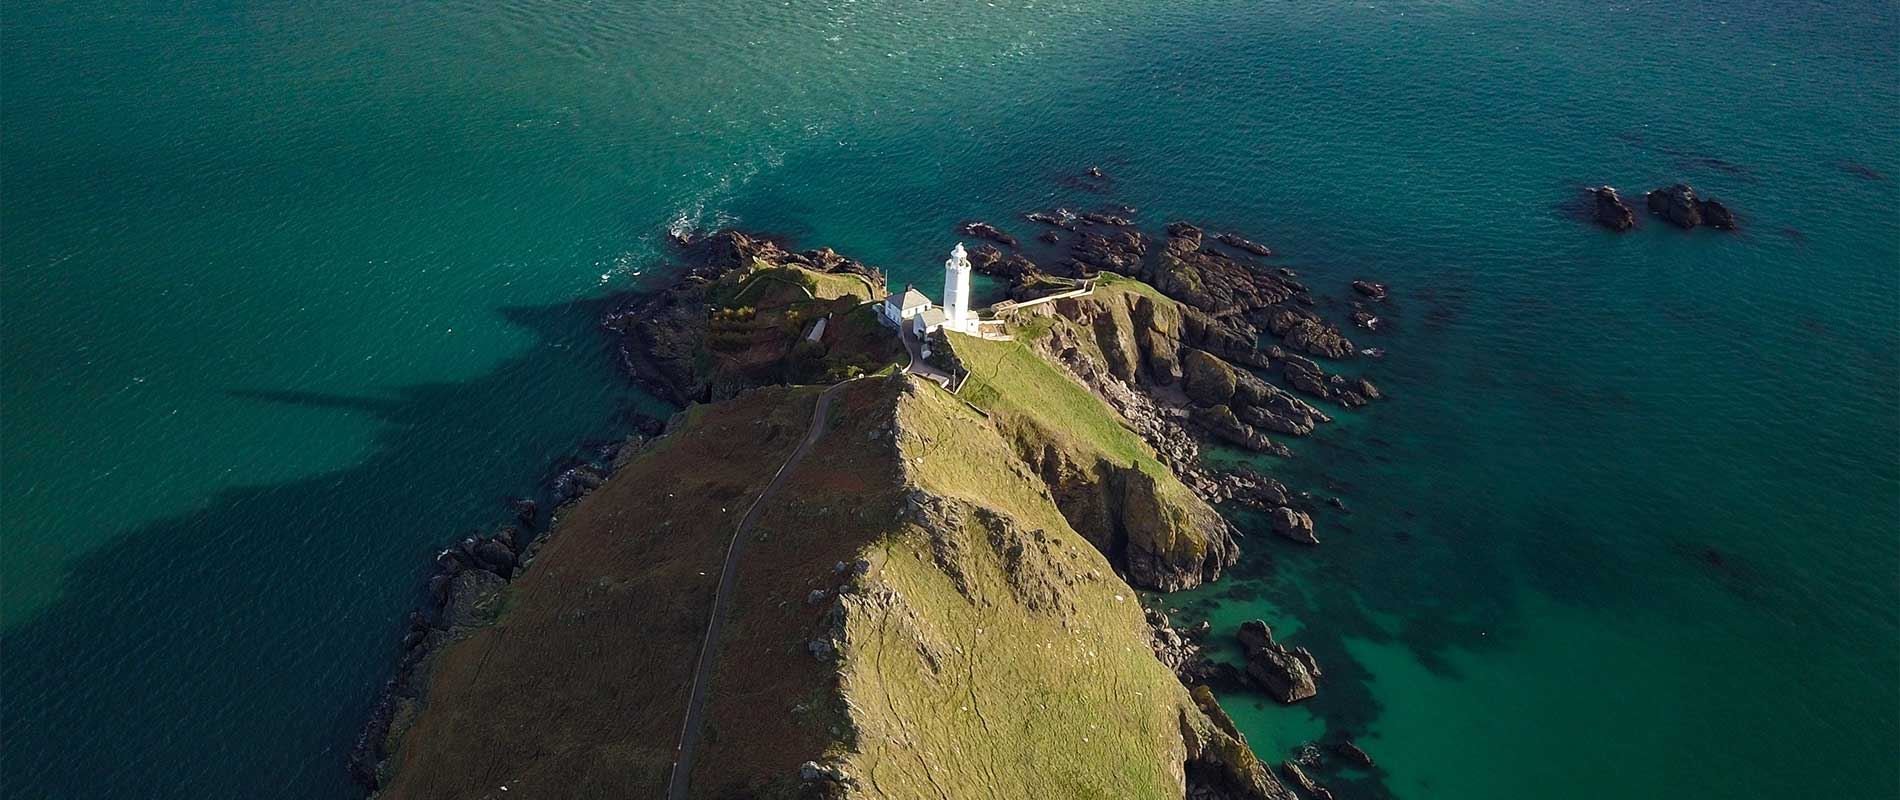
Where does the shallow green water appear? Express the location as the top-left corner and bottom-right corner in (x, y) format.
(4, 1), (1895, 797)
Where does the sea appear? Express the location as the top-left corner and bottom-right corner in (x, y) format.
(3, 1), (1895, 797)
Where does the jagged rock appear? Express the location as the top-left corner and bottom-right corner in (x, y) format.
(1119, 466), (1239, 591)
(1081, 211), (1133, 226)
(1590, 185), (1637, 231)
(1237, 404), (1313, 437)
(601, 230), (880, 404)
(799, 759), (856, 787)
(1148, 612), (1204, 678)
(1067, 228), (1148, 276)
(1216, 468), (1291, 508)
(968, 244), (1039, 284)
(1037, 230), (1061, 244)
(1236, 620), (1321, 703)
(1182, 349), (1239, 405)
(1143, 223), (1307, 317)
(1269, 507), (1317, 545)
(1234, 371), (1331, 429)
(439, 569), (506, 630)
(508, 497), (538, 529)
(1281, 761), (1335, 800)
(1025, 208), (1079, 230)
(1349, 280), (1387, 301)
(1699, 198), (1738, 230)
(1265, 308), (1355, 360)
(957, 221), (1019, 249)
(1215, 233), (1273, 257)
(1184, 686), (1302, 800)
(1191, 404), (1288, 456)
(471, 539), (517, 577)
(1646, 183), (1704, 229)
(1281, 355), (1332, 399)
(1350, 309), (1379, 330)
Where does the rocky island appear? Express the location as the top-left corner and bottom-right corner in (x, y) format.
(353, 206), (1387, 799)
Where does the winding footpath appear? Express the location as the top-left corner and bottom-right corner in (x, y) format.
(665, 380), (851, 800)
(898, 323), (954, 387)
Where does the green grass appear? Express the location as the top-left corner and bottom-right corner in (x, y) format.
(951, 332), (1156, 476)
(714, 261), (876, 310)
(830, 384), (1198, 798)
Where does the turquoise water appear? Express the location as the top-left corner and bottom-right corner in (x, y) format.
(3, 1), (1894, 797)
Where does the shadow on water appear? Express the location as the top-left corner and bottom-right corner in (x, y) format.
(0, 296), (639, 799)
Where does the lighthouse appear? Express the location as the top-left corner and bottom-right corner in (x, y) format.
(942, 242), (973, 332)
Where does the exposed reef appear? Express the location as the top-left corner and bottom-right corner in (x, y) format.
(1578, 182), (1739, 233)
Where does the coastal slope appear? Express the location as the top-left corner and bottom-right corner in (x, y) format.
(370, 371), (1284, 798)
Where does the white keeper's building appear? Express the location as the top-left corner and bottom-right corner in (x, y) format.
(879, 243), (979, 336)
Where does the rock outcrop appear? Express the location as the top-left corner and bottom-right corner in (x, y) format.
(957, 220), (1019, 249)
(1215, 232), (1273, 257)
(1270, 507), (1317, 545)
(1590, 185), (1637, 231)
(1699, 198), (1738, 230)
(601, 230), (883, 404)
(1265, 308), (1355, 360)
(1646, 183), (1704, 229)
(1281, 761), (1336, 800)
(1143, 222), (1306, 318)
(1118, 465), (1241, 591)
(1643, 183), (1739, 231)
(1237, 620), (1322, 703)
(1067, 228), (1149, 276)
(1350, 279), (1388, 301)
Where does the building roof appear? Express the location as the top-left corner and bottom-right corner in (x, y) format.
(917, 307), (948, 328)
(889, 286), (931, 311)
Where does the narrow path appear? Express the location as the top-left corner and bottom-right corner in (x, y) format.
(665, 380), (851, 800)
(898, 323), (953, 387)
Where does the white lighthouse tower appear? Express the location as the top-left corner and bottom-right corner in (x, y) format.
(942, 242), (973, 332)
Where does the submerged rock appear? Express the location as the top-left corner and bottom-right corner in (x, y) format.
(1335, 739), (1375, 768)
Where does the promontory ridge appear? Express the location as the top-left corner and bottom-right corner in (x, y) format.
(351, 197), (1392, 799)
